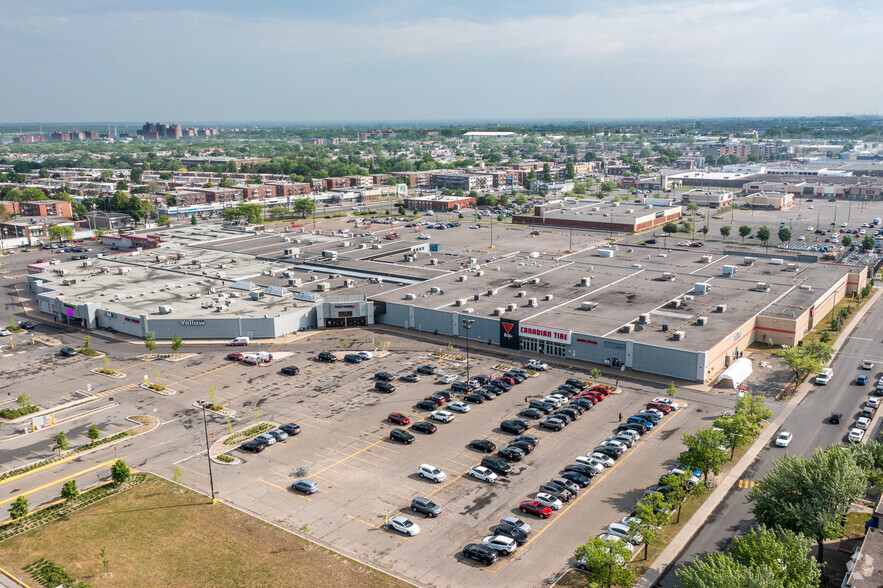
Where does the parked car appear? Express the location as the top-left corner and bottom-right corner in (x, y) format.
(430, 410), (454, 423)
(848, 428), (866, 443)
(374, 381), (396, 393)
(498, 446), (524, 462)
(278, 423), (301, 436)
(226, 352), (244, 361)
(400, 373), (420, 383)
(587, 453), (615, 467)
(481, 456), (512, 476)
(417, 364), (438, 375)
(565, 378), (587, 390)
(519, 500), (553, 518)
(59, 347), (78, 357)
(608, 522), (643, 545)
(415, 400), (438, 410)
(856, 418), (871, 431)
(560, 471), (592, 487)
(343, 354), (364, 363)
(291, 479), (319, 494)
(411, 497), (441, 517)
(500, 419), (528, 435)
(494, 524), (528, 544)
(775, 431), (794, 446)
(528, 400), (554, 414)
(388, 412), (410, 425)
(482, 535), (516, 554)
(254, 433), (276, 446)
(539, 418), (565, 431)
(470, 439), (496, 453)
(267, 429), (289, 442)
(463, 394), (485, 404)
(317, 351), (337, 363)
(519, 407), (544, 419)
(411, 421), (438, 435)
(527, 359), (548, 371)
(469, 465), (498, 483)
(356, 351), (373, 360)
(448, 401), (470, 413)
(388, 515), (420, 536)
(462, 543), (498, 565)
(280, 366), (300, 376)
(651, 397), (680, 410)
(375, 371), (396, 381)
(417, 464), (446, 483)
(240, 440), (266, 453)
(18, 321), (35, 330)
(390, 428), (415, 444)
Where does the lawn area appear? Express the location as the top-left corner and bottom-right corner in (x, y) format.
(844, 511), (871, 538)
(0, 475), (409, 588)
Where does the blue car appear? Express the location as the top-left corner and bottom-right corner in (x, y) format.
(343, 354), (364, 363)
(627, 416), (654, 429)
(857, 375), (868, 385)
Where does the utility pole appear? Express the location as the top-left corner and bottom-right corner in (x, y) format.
(462, 318), (474, 385)
(202, 404), (217, 504)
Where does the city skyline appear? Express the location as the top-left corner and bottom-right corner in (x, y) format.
(2, 0), (882, 123)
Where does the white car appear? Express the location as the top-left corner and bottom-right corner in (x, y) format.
(470, 224), (481, 229)
(856, 417), (871, 431)
(606, 434), (636, 448)
(668, 466), (701, 485)
(574, 456), (605, 473)
(469, 465), (497, 483)
(848, 428), (866, 443)
(651, 397), (680, 410)
(0, 328), (10, 336)
(607, 522), (644, 545)
(417, 233), (431, 240)
(598, 534), (635, 555)
(588, 453), (615, 468)
(430, 410), (455, 423)
(482, 535), (517, 554)
(447, 401), (470, 413)
(543, 395), (566, 408)
(867, 397), (881, 408)
(439, 374), (458, 384)
(388, 515), (420, 536)
(863, 359), (874, 370)
(617, 429), (641, 440)
(356, 351), (373, 360)
(620, 516), (661, 531)
(775, 432), (793, 447)
(807, 226), (814, 232)
(418, 464), (447, 483)
(678, 240), (691, 246)
(534, 493), (563, 510)
(527, 359), (548, 371)
(598, 440), (628, 452)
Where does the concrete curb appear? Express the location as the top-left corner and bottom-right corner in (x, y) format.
(636, 287), (882, 587)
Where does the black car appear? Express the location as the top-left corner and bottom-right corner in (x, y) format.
(573, 398), (594, 410)
(463, 394), (485, 404)
(280, 366), (300, 376)
(508, 440), (535, 455)
(474, 375), (492, 385)
(498, 446), (524, 462)
(565, 378), (587, 390)
(500, 419), (528, 435)
(514, 433), (539, 446)
(527, 400), (554, 414)
(558, 384), (580, 396)
(470, 439), (496, 453)
(375, 381), (396, 393)
(563, 463), (596, 477)
(860, 409), (875, 420)
(567, 403), (586, 415)
(592, 446), (622, 459)
(240, 440), (266, 453)
(491, 379), (512, 391)
(463, 543), (497, 565)
(539, 483), (571, 503)
(400, 373), (420, 383)
(375, 371), (395, 381)
(483, 384), (503, 395)
(475, 389), (496, 401)
(390, 428), (415, 444)
(416, 400), (438, 410)
(560, 471), (592, 487)
(504, 371), (526, 383)
(343, 354), (363, 363)
(19, 321), (35, 330)
(59, 347), (78, 357)
(481, 456), (512, 476)
(279, 423), (301, 436)
(411, 497), (441, 517)
(557, 408), (580, 421)
(451, 381), (472, 393)
(618, 422), (648, 435)
(551, 412), (573, 425)
(519, 408), (544, 419)
(411, 421), (438, 434)
(830, 412), (843, 424)
(494, 524), (528, 544)
(317, 351), (337, 363)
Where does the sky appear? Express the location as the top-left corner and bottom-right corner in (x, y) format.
(2, 0), (882, 123)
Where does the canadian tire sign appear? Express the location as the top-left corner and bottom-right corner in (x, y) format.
(500, 318), (520, 350)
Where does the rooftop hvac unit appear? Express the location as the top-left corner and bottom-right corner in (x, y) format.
(493, 307), (505, 316)
(404, 293), (416, 300)
(799, 284), (813, 291)
(529, 277), (541, 285)
(117, 267), (131, 275)
(669, 299), (682, 308)
(684, 294), (694, 301)
(359, 244), (368, 249)
(372, 243), (382, 249)
(507, 303), (518, 311)
(176, 252), (185, 259)
(529, 252), (540, 259)
(517, 290), (526, 297)
(473, 293), (480, 301)
(744, 257), (757, 265)
(722, 265), (738, 276)
(458, 275), (468, 282)
(250, 292), (261, 300)
(662, 321), (670, 332)
(455, 298), (467, 306)
(316, 282), (331, 292)
(579, 277), (591, 287)
(638, 313), (651, 324)
(672, 330), (686, 341)
(582, 301), (599, 311)
(404, 255), (414, 263)
(487, 288), (499, 296)
(620, 323), (634, 333)
(786, 263), (800, 271)
(527, 297), (538, 307)
(717, 304), (727, 313)
(632, 263), (642, 269)
(770, 258), (784, 265)
(344, 279), (355, 288)
(201, 301), (212, 309)
(700, 255), (713, 263)
(158, 305), (173, 314)
(598, 249), (614, 258)
(544, 294), (554, 301)
(62, 278), (77, 286)
(476, 270), (485, 277)
(462, 308), (475, 314)
(694, 282), (711, 295)
(430, 258), (439, 265)
(309, 275), (318, 281)
(756, 282), (771, 292)
(661, 272), (676, 281)
(430, 286), (442, 293)
(658, 253), (667, 258)
(282, 271), (293, 278)
(512, 279), (524, 287)
(340, 241), (350, 247)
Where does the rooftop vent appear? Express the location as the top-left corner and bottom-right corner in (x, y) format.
(582, 301), (599, 311)
(672, 330), (686, 341)
(755, 282), (771, 292)
(697, 316), (709, 326)
(620, 323), (634, 333)
(717, 304), (727, 313)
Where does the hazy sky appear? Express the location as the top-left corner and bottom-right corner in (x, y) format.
(2, 0), (881, 123)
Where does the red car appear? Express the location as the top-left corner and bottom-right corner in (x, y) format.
(500, 376), (516, 386)
(388, 412), (410, 425)
(425, 394), (448, 405)
(590, 387), (610, 397)
(226, 353), (244, 361)
(646, 402), (672, 414)
(583, 393), (603, 403)
(520, 500), (553, 519)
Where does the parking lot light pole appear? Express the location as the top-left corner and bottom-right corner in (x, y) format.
(202, 404), (217, 504)
(462, 318), (474, 385)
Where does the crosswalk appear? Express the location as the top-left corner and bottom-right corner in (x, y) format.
(94, 382), (140, 398)
(737, 479), (756, 489)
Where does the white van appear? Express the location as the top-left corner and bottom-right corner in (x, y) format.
(815, 368), (833, 385)
(227, 336), (249, 347)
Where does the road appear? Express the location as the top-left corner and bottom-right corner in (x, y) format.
(658, 296), (883, 586)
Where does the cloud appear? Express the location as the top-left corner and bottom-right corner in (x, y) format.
(1, 0), (881, 121)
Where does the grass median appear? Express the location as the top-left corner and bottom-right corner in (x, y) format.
(0, 475), (409, 588)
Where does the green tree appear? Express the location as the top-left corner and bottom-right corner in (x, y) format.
(573, 536), (635, 587)
(542, 163), (552, 183)
(756, 225), (771, 246)
(144, 332), (156, 352)
(171, 335), (184, 355)
(666, 381), (677, 399)
(778, 227), (791, 243)
(677, 551), (777, 588)
(739, 225), (752, 242)
(714, 414), (756, 459)
(600, 181), (615, 195)
(748, 445), (867, 563)
(720, 225), (731, 240)
(269, 206), (288, 221)
(293, 198), (316, 217)
(662, 221), (678, 244)
(778, 346), (825, 381)
(16, 393), (30, 409)
(83, 335), (91, 350)
(61, 479), (79, 501)
(87, 425), (101, 443)
(728, 526), (822, 588)
(52, 431), (69, 454)
(156, 214), (171, 227)
(116, 180), (128, 191)
(735, 392), (774, 431)
(842, 235), (853, 247)
(679, 428), (728, 483)
(8, 496), (28, 520)
(48, 224), (74, 245)
(190, 213), (197, 225)
(565, 160), (575, 179)
(862, 234), (876, 251)
(129, 168), (143, 184)
(686, 202), (699, 215)
(111, 459), (131, 485)
(573, 181), (587, 195)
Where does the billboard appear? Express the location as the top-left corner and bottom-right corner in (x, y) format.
(499, 318), (520, 350)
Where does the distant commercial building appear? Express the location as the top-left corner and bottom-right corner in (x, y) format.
(267, 182), (312, 198)
(1, 200), (74, 219)
(85, 212), (135, 230)
(13, 135), (45, 143)
(680, 189), (735, 208)
(361, 129), (396, 140)
(743, 192), (793, 210)
(403, 195), (476, 211)
(430, 173), (493, 191)
(392, 171), (433, 188)
(513, 201), (681, 233)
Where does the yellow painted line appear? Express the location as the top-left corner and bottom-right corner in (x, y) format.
(443, 456), (472, 468)
(400, 483), (422, 494)
(0, 564), (33, 588)
(347, 514), (378, 528)
(311, 433), (389, 477)
(388, 490), (412, 501)
(177, 464), (208, 479)
(374, 444), (399, 454)
(260, 478), (310, 501)
(0, 460), (116, 506)
(365, 449), (390, 461)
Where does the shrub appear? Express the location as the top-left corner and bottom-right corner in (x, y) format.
(98, 368), (117, 375)
(217, 454), (234, 463)
(147, 383), (167, 391)
(0, 404), (39, 420)
(110, 459), (130, 485)
(9, 496), (28, 519)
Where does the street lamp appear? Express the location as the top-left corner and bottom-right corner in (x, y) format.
(201, 404), (217, 504)
(462, 318), (474, 385)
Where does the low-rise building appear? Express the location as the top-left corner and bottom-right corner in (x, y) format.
(430, 173), (493, 191)
(680, 189), (735, 208)
(512, 201), (682, 233)
(743, 192), (793, 210)
(403, 194), (475, 211)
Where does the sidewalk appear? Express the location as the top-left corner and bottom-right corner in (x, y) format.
(635, 286), (882, 587)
